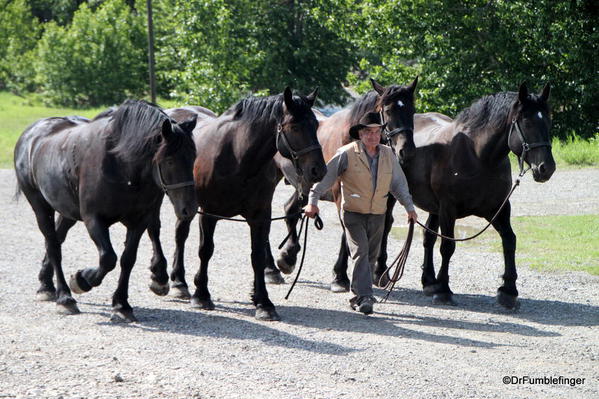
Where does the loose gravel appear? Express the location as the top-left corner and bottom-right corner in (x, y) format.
(0, 168), (597, 399)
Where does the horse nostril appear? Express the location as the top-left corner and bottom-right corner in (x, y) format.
(538, 163), (546, 175)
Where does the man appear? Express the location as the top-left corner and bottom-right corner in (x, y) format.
(305, 112), (418, 315)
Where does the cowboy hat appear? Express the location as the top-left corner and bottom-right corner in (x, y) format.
(349, 112), (387, 140)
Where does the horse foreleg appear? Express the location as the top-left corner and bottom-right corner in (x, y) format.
(170, 217), (193, 299)
(421, 213), (440, 295)
(264, 239), (285, 284)
(249, 218), (279, 321)
(433, 208), (456, 305)
(147, 208), (169, 296)
(373, 196), (397, 287)
(37, 215), (76, 302)
(276, 190), (305, 274)
(488, 202), (519, 310)
(111, 224), (145, 322)
(70, 217), (117, 295)
(190, 215), (217, 310)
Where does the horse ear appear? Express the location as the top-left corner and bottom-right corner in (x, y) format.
(283, 86), (295, 112)
(306, 87), (319, 107)
(518, 82), (528, 103)
(161, 119), (173, 141)
(178, 117), (197, 134)
(407, 75), (419, 93)
(370, 78), (385, 95)
(540, 82), (551, 102)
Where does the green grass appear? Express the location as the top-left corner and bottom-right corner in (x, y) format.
(0, 91), (179, 168)
(394, 214), (599, 275)
(552, 134), (599, 167)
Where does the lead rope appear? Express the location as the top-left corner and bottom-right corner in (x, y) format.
(196, 208), (323, 300)
(284, 213), (323, 299)
(379, 220), (414, 302)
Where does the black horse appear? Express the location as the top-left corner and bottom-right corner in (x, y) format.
(390, 82), (555, 309)
(154, 88), (326, 321)
(14, 100), (198, 321)
(272, 78), (418, 291)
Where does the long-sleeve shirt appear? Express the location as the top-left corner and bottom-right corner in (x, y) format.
(308, 143), (415, 213)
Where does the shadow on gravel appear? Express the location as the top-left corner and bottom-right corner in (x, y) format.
(384, 287), (599, 327)
(94, 304), (357, 356)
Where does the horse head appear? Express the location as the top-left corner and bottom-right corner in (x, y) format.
(372, 76), (418, 163)
(154, 117), (198, 220)
(277, 87), (327, 184)
(508, 82), (555, 182)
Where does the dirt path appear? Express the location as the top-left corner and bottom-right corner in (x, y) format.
(0, 168), (597, 399)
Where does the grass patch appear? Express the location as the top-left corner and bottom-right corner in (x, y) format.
(552, 134), (599, 167)
(0, 92), (180, 168)
(393, 214), (599, 275)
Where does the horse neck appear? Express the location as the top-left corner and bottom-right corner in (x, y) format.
(470, 120), (511, 166)
(236, 119), (278, 176)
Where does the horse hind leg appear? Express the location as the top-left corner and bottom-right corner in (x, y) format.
(27, 193), (79, 315)
(37, 215), (77, 301)
(372, 196), (396, 288)
(331, 231), (350, 292)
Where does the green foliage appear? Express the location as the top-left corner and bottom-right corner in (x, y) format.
(346, 0), (598, 139)
(34, 0), (147, 106)
(0, 0), (41, 92)
(160, 0), (353, 112)
(552, 134), (599, 167)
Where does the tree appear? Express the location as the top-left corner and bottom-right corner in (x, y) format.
(34, 0), (147, 106)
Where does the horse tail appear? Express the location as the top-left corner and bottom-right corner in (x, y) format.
(13, 183), (22, 202)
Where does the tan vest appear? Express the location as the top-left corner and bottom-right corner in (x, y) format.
(340, 141), (394, 214)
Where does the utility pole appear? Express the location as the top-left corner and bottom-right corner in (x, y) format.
(146, 0), (157, 103)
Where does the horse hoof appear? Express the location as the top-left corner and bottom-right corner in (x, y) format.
(432, 292), (456, 306)
(36, 289), (56, 302)
(265, 270), (285, 285)
(56, 298), (80, 315)
(330, 279), (350, 293)
(497, 291), (520, 310)
(276, 256), (295, 275)
(149, 281), (170, 296)
(190, 297), (215, 310)
(255, 308), (280, 321)
(171, 285), (191, 300)
(111, 308), (137, 323)
(69, 272), (91, 294)
(423, 284), (440, 296)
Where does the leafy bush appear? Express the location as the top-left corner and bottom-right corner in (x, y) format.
(35, 0), (147, 106)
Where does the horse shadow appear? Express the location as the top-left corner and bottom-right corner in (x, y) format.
(381, 286), (599, 328)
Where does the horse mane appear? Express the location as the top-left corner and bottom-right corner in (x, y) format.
(348, 85), (412, 126)
(107, 99), (169, 163)
(455, 92), (518, 134)
(92, 107), (116, 121)
(226, 93), (314, 125)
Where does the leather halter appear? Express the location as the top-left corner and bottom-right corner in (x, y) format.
(276, 123), (322, 177)
(507, 114), (552, 176)
(378, 109), (413, 150)
(155, 159), (195, 194)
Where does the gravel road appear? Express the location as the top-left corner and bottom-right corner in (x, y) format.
(1, 168), (597, 399)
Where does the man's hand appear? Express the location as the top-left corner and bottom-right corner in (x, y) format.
(304, 204), (319, 218)
(407, 210), (418, 223)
